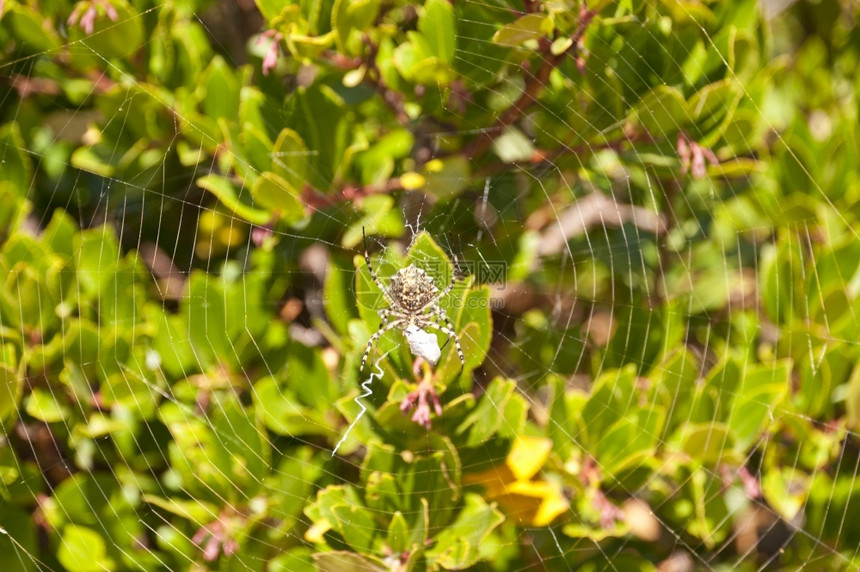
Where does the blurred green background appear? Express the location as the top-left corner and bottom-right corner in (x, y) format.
(2, 0), (860, 569)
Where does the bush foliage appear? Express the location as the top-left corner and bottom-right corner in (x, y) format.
(2, 0), (860, 570)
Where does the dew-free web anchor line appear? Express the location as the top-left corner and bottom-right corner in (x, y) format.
(332, 352), (389, 456)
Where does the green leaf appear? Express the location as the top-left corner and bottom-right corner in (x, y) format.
(684, 468), (730, 547)
(196, 174), (272, 225)
(581, 365), (636, 443)
(3, 232), (54, 273)
(211, 393), (270, 496)
(2, 262), (60, 333)
(492, 13), (552, 46)
(602, 305), (672, 373)
(458, 378), (515, 446)
(562, 521), (630, 542)
(409, 446), (462, 529)
(68, 0), (143, 60)
(497, 389), (528, 439)
(238, 86), (269, 133)
(422, 157), (471, 200)
(76, 411), (127, 438)
(355, 129), (414, 186)
(41, 210), (79, 259)
(270, 549), (316, 572)
(313, 551), (386, 572)
(150, 306), (195, 379)
(286, 341), (336, 408)
(331, 504), (378, 552)
(342, 195), (404, 249)
(267, 448), (325, 529)
(59, 363), (93, 409)
(254, 0), (296, 21)
(25, 388), (70, 423)
(795, 344), (851, 418)
(492, 127), (535, 162)
(141, 495), (217, 527)
(46, 473), (115, 528)
(74, 226), (119, 296)
(0, 366), (22, 430)
(305, 484), (365, 530)
(183, 272), (231, 370)
(160, 403), (246, 501)
(101, 257), (140, 330)
(178, 110), (221, 154)
(393, 40), (422, 81)
(548, 376), (583, 460)
(846, 363), (860, 430)
(57, 525), (115, 572)
(253, 376), (333, 437)
(729, 360), (791, 451)
(251, 171), (306, 224)
(272, 128), (309, 194)
(762, 467), (810, 522)
(454, 286), (493, 370)
(0, 187), (28, 243)
(410, 497), (430, 548)
(363, 470), (400, 514)
(652, 349), (700, 433)
(200, 56), (240, 120)
(678, 422), (734, 465)
(237, 124), (275, 177)
(286, 84), (348, 190)
(333, 0), (381, 53)
(595, 409), (663, 477)
(407, 231), (455, 288)
(5, 5), (61, 52)
(0, 123), (33, 196)
(631, 85), (688, 136)
(697, 358), (742, 423)
(686, 79), (742, 146)
(386, 511), (409, 553)
(420, 0), (456, 64)
(0, 504), (37, 572)
(324, 257), (360, 336)
(426, 493), (504, 569)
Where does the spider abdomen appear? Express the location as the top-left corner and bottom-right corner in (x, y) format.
(388, 265), (438, 312)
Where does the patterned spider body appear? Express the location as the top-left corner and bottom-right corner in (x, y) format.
(360, 231), (465, 372)
(388, 266), (437, 312)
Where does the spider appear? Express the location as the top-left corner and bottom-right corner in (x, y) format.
(359, 229), (465, 373)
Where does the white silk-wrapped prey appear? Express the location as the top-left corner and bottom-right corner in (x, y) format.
(404, 324), (441, 365)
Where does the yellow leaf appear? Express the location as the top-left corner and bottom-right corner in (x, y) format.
(506, 480), (568, 526)
(304, 519), (331, 543)
(506, 435), (553, 481)
(463, 465), (516, 498)
(399, 171), (426, 190)
(424, 158), (444, 172)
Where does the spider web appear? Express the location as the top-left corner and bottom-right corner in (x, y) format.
(0, 0), (859, 570)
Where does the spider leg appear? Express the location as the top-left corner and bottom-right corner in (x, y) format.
(363, 227), (398, 309)
(439, 253), (459, 301)
(426, 308), (450, 351)
(430, 305), (458, 337)
(377, 307), (398, 326)
(426, 307), (465, 372)
(375, 309), (405, 345)
(420, 252), (459, 311)
(360, 319), (404, 372)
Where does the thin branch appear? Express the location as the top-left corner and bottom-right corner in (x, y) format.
(464, 2), (595, 160)
(471, 130), (657, 178)
(302, 177), (405, 210)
